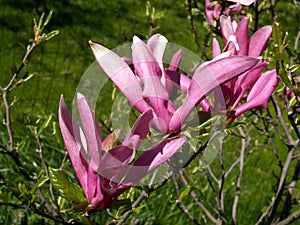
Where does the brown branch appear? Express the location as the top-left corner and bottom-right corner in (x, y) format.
(218, 136), (225, 224)
(115, 175), (172, 225)
(186, 0), (209, 60)
(0, 201), (27, 210)
(173, 176), (200, 225)
(271, 95), (297, 145)
(279, 159), (300, 220)
(0, 42), (37, 152)
(255, 145), (297, 225)
(276, 208), (300, 225)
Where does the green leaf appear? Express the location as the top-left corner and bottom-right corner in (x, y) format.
(18, 183), (28, 195)
(38, 114), (53, 135)
(287, 64), (300, 73)
(272, 22), (293, 89)
(43, 10), (53, 28)
(16, 140), (26, 152)
(154, 10), (165, 20)
(179, 185), (192, 201)
(77, 215), (93, 225)
(272, 22), (282, 47)
(37, 12), (45, 32)
(278, 61), (293, 89)
(43, 30), (60, 41)
(48, 167), (86, 203)
(53, 121), (64, 146)
(30, 174), (49, 194)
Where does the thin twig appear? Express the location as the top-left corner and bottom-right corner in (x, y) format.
(0, 201), (27, 209)
(232, 127), (247, 225)
(276, 208), (300, 225)
(279, 159), (300, 221)
(116, 175), (173, 225)
(173, 176), (200, 225)
(0, 43), (37, 152)
(218, 136), (225, 224)
(179, 171), (218, 224)
(34, 134), (55, 204)
(255, 145), (297, 225)
(271, 95), (296, 145)
(186, 0), (209, 60)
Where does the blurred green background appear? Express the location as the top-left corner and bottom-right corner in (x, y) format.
(0, 0), (300, 224)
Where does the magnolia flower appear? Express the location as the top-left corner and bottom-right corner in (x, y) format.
(59, 93), (187, 210)
(90, 34), (259, 133)
(205, 0), (256, 25)
(206, 16), (279, 123)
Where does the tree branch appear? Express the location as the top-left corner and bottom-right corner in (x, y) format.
(232, 128), (247, 225)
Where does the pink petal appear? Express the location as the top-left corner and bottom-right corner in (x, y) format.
(212, 38), (221, 58)
(58, 96), (88, 194)
(230, 61), (268, 108)
(168, 49), (183, 71)
(220, 16), (235, 45)
(132, 35), (163, 79)
(89, 41), (151, 113)
(165, 70), (190, 93)
(123, 109), (153, 150)
(234, 69), (279, 117)
(205, 0), (216, 24)
(77, 93), (102, 171)
(99, 145), (134, 184)
(165, 49), (183, 95)
(235, 16), (249, 55)
(229, 0), (256, 5)
(200, 97), (211, 112)
(123, 135), (188, 185)
(229, 3), (243, 13)
(87, 166), (99, 203)
(132, 36), (171, 126)
(248, 26), (272, 57)
(147, 34), (168, 74)
(169, 56), (259, 132)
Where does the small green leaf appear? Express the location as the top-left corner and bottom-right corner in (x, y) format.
(30, 174), (49, 194)
(272, 22), (282, 47)
(48, 167), (86, 203)
(287, 64), (300, 73)
(145, 1), (151, 16)
(154, 10), (165, 20)
(38, 114), (53, 135)
(278, 62), (293, 89)
(179, 185), (192, 201)
(77, 215), (93, 225)
(43, 10), (53, 28)
(37, 12), (45, 32)
(16, 140), (26, 152)
(191, 8), (200, 16)
(17, 73), (36, 85)
(18, 183), (28, 195)
(53, 121), (64, 146)
(43, 30), (60, 41)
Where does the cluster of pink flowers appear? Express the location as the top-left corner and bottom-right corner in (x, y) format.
(203, 15), (279, 123)
(205, 0), (256, 25)
(58, 1), (279, 211)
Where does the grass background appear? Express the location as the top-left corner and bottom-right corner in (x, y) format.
(0, 0), (300, 224)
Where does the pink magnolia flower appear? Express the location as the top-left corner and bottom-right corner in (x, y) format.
(206, 16), (279, 123)
(58, 93), (187, 210)
(90, 34), (259, 133)
(205, 0), (256, 25)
